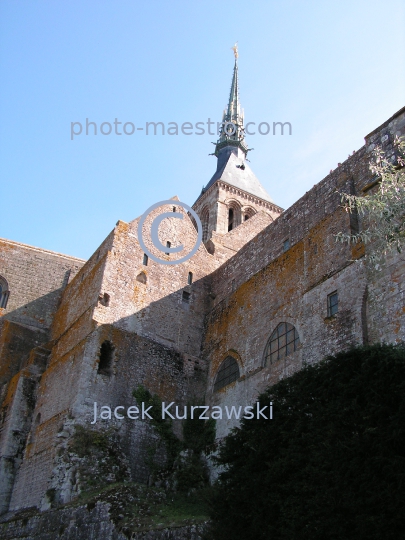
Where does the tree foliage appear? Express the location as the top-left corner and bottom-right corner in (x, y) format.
(206, 344), (405, 540)
(336, 136), (405, 262)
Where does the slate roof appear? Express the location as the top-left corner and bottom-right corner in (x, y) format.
(197, 147), (274, 204)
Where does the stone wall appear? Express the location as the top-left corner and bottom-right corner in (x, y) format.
(202, 106), (405, 437)
(0, 106), (404, 522)
(0, 238), (84, 332)
(8, 323), (209, 511)
(0, 504), (207, 539)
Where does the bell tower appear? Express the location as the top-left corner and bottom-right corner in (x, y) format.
(193, 45), (283, 243)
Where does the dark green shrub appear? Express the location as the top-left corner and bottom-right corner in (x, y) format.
(208, 344), (405, 540)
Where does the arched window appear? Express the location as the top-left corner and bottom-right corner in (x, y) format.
(227, 202), (241, 232)
(214, 356), (240, 392)
(0, 276), (9, 309)
(264, 322), (300, 366)
(243, 207), (256, 222)
(200, 207), (209, 243)
(228, 208), (234, 231)
(98, 341), (114, 375)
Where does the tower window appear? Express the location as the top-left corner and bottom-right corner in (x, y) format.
(201, 207), (209, 243)
(98, 341), (114, 375)
(188, 272), (193, 285)
(214, 356), (240, 392)
(173, 206), (176, 212)
(244, 208), (256, 222)
(228, 208), (234, 231)
(182, 291), (190, 303)
(283, 239), (290, 252)
(264, 322), (300, 366)
(327, 291), (338, 317)
(166, 241), (171, 255)
(143, 254), (148, 266)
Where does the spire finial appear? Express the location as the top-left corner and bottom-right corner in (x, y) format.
(231, 42), (238, 59)
(213, 45), (248, 158)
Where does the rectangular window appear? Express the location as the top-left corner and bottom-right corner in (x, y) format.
(327, 291), (338, 317)
(182, 291), (190, 303)
(143, 254), (148, 266)
(283, 239), (290, 252)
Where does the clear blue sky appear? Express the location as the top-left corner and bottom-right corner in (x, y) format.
(1, 0), (404, 259)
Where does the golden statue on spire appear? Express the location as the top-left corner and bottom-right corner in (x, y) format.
(231, 42), (238, 59)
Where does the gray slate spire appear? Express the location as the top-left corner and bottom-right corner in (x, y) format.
(196, 45), (275, 204)
(215, 46), (248, 157)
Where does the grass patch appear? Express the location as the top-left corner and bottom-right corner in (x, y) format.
(74, 482), (210, 533)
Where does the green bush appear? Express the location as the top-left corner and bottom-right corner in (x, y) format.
(69, 425), (109, 457)
(207, 344), (405, 540)
(133, 386), (215, 491)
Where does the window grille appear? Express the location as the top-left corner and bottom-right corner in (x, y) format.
(264, 322), (300, 365)
(214, 356), (240, 392)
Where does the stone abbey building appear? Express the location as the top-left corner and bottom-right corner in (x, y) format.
(0, 54), (404, 521)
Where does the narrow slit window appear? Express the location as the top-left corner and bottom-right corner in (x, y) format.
(188, 272), (193, 285)
(143, 254), (148, 266)
(283, 239), (290, 252)
(98, 341), (114, 375)
(166, 241), (171, 255)
(228, 208), (234, 231)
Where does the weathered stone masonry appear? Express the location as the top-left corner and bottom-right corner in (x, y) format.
(0, 77), (404, 539)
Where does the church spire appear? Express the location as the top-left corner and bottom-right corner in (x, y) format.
(215, 43), (248, 157)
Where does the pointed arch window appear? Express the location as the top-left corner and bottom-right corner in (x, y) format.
(264, 322), (300, 366)
(0, 277), (9, 309)
(214, 356), (240, 392)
